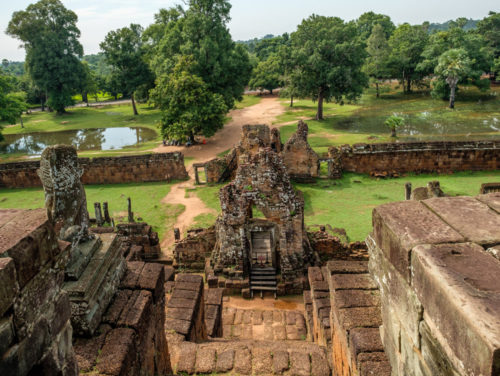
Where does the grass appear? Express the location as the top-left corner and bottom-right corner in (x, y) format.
(277, 84), (500, 155)
(3, 103), (161, 135)
(234, 95), (262, 109)
(72, 92), (120, 103)
(190, 171), (500, 241)
(0, 181), (182, 240)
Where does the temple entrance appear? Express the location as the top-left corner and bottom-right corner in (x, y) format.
(251, 230), (273, 267)
(250, 229), (277, 299)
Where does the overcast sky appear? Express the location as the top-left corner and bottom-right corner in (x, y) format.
(1, 0), (499, 61)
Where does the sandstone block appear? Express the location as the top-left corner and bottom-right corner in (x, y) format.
(327, 260), (369, 274)
(290, 350), (310, 376)
(234, 347), (252, 375)
(195, 347), (216, 374)
(0, 257), (18, 317)
(330, 274), (377, 290)
(412, 242), (500, 376)
(477, 192), (500, 214)
(252, 347), (273, 375)
(372, 201), (464, 281)
(216, 349), (235, 373)
(272, 350), (289, 374)
(423, 196), (500, 245)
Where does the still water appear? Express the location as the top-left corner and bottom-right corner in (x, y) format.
(0, 127), (158, 155)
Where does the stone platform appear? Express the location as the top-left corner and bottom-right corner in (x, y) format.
(369, 192), (500, 376)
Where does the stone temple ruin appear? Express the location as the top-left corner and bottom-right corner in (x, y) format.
(210, 124), (317, 297)
(1, 134), (500, 376)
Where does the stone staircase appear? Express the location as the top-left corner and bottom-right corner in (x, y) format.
(250, 267), (277, 298)
(169, 339), (330, 375)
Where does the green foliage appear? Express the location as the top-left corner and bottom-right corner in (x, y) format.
(100, 24), (153, 114)
(7, 0), (84, 114)
(477, 12), (500, 60)
(384, 115), (404, 129)
(251, 33), (290, 61)
(0, 73), (27, 139)
(146, 0), (252, 110)
(356, 12), (395, 39)
(151, 56), (227, 141)
(435, 49), (473, 85)
(290, 15), (368, 119)
(364, 24), (391, 96)
(248, 54), (282, 93)
(388, 23), (429, 93)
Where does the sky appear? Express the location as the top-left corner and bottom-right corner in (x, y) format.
(1, 0), (499, 61)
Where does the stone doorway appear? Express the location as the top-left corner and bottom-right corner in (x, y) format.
(251, 230), (273, 268)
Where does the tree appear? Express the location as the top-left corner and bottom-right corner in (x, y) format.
(357, 12), (395, 40)
(78, 61), (98, 106)
(385, 115), (404, 137)
(477, 12), (500, 77)
(7, 0), (84, 114)
(364, 24), (391, 97)
(290, 15), (368, 120)
(146, 0), (252, 110)
(150, 56), (227, 142)
(0, 73), (27, 139)
(248, 54), (282, 94)
(434, 49), (473, 108)
(418, 26), (492, 99)
(388, 24), (428, 93)
(100, 24), (153, 115)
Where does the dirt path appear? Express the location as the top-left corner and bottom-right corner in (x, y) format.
(153, 96), (285, 163)
(159, 96), (284, 252)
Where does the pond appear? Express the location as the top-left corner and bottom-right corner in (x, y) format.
(0, 127), (158, 155)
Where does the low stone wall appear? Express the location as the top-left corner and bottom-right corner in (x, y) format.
(0, 209), (77, 376)
(368, 194), (500, 375)
(173, 227), (216, 271)
(329, 140), (500, 176)
(0, 152), (188, 188)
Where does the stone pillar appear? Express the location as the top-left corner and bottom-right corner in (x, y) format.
(103, 202), (111, 224)
(94, 202), (103, 226)
(405, 182), (412, 200)
(127, 197), (134, 223)
(174, 228), (181, 242)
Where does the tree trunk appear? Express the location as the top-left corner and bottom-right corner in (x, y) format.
(269, 88), (273, 95)
(131, 93), (138, 116)
(376, 82), (380, 98)
(82, 92), (88, 106)
(20, 116), (24, 128)
(449, 84), (456, 109)
(316, 90), (324, 120)
(41, 98), (45, 112)
(290, 95), (294, 107)
(391, 127), (396, 137)
(406, 76), (411, 93)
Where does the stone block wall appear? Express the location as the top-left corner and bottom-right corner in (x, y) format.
(74, 260), (171, 375)
(173, 227), (216, 271)
(368, 193), (500, 376)
(204, 288), (223, 338)
(329, 140), (500, 176)
(0, 152), (188, 188)
(0, 209), (78, 376)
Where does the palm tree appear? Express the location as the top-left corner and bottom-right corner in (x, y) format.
(385, 115), (405, 138)
(435, 49), (472, 109)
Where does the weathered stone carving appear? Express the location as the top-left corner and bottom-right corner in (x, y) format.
(211, 125), (316, 289)
(37, 145), (90, 241)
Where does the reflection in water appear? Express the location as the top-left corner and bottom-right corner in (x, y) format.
(1, 127), (157, 155)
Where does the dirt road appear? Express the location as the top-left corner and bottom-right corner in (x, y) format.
(160, 96), (284, 251)
(154, 96), (285, 163)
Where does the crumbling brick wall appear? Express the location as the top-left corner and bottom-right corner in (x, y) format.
(0, 152), (188, 188)
(173, 227), (216, 271)
(329, 140), (500, 177)
(0, 209), (78, 376)
(282, 120), (319, 180)
(368, 193), (500, 375)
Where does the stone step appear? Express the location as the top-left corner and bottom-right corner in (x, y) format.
(250, 275), (276, 280)
(250, 286), (277, 291)
(251, 280), (277, 286)
(251, 268), (276, 274)
(65, 236), (102, 280)
(170, 339), (330, 376)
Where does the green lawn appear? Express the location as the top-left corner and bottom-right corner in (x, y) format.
(190, 171), (500, 241)
(234, 94), (262, 109)
(277, 85), (500, 155)
(3, 103), (161, 135)
(0, 181), (183, 240)
(72, 91), (120, 103)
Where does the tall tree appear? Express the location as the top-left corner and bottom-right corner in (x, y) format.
(364, 24), (391, 97)
(477, 11), (500, 77)
(146, 0), (252, 110)
(150, 56), (227, 142)
(290, 15), (368, 120)
(0, 73), (27, 139)
(7, 0), (84, 114)
(418, 26), (492, 99)
(388, 23), (428, 93)
(248, 54), (282, 94)
(100, 24), (153, 115)
(434, 49), (473, 108)
(357, 12), (395, 40)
